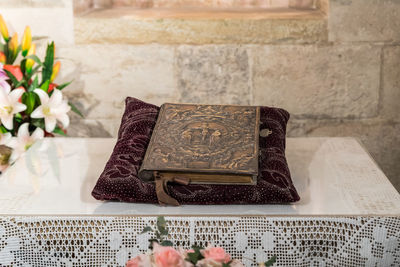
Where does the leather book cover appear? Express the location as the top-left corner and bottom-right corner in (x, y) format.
(138, 103), (260, 185)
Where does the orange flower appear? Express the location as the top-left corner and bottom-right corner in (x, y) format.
(3, 65), (23, 81)
(0, 52), (5, 64)
(21, 26), (32, 57)
(48, 83), (57, 93)
(0, 14), (9, 41)
(50, 61), (60, 82)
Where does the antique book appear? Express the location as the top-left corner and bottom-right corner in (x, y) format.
(138, 103), (260, 185)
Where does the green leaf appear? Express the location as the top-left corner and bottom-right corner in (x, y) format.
(157, 216), (167, 231)
(42, 42), (54, 83)
(26, 65), (41, 81)
(8, 45), (21, 65)
(28, 76), (39, 92)
(3, 69), (19, 86)
(56, 80), (73, 90)
(0, 126), (9, 134)
(3, 41), (10, 64)
(26, 54), (44, 67)
(3, 69), (25, 88)
(159, 228), (168, 236)
(186, 247), (205, 265)
(53, 125), (67, 136)
(40, 80), (50, 92)
(31, 119), (45, 129)
(140, 226), (153, 234)
(14, 113), (22, 123)
(20, 59), (27, 74)
(160, 240), (173, 246)
(155, 232), (161, 240)
(157, 216), (169, 236)
(68, 102), (84, 118)
(264, 256), (277, 267)
(21, 92), (37, 115)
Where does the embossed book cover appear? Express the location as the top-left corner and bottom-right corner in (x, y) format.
(138, 103), (260, 185)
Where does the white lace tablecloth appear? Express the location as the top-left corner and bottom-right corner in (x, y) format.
(1, 138), (399, 266)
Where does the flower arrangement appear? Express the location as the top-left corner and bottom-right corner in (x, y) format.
(0, 14), (82, 169)
(126, 217), (276, 267)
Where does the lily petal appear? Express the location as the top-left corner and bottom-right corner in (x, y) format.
(44, 116), (56, 132)
(57, 113), (70, 128)
(0, 86), (10, 105)
(7, 138), (17, 149)
(53, 101), (71, 115)
(0, 132), (11, 145)
(0, 80), (10, 93)
(17, 122), (30, 138)
(50, 89), (62, 106)
(1, 114), (13, 130)
(9, 150), (21, 163)
(31, 106), (44, 118)
(33, 89), (49, 105)
(9, 88), (25, 103)
(13, 102), (27, 113)
(31, 127), (44, 140)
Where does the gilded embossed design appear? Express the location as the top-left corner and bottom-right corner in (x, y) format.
(143, 104), (259, 173)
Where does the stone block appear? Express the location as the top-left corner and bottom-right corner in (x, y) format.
(74, 0), (93, 14)
(0, 2), (74, 45)
(0, 0), (70, 8)
(58, 44), (177, 119)
(176, 45), (250, 105)
(329, 0), (400, 43)
(75, 8), (327, 45)
(287, 119), (400, 191)
(252, 44), (381, 119)
(382, 46), (400, 121)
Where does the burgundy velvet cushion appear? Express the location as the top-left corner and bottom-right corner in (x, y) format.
(92, 97), (300, 204)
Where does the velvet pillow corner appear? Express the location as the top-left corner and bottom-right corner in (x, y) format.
(91, 97), (159, 203)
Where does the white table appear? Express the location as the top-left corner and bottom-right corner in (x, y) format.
(0, 137), (399, 266)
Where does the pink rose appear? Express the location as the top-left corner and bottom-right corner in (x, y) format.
(202, 246), (231, 264)
(153, 243), (185, 267)
(126, 254), (151, 267)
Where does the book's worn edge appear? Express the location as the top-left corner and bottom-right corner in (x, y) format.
(139, 103), (260, 182)
(138, 103), (168, 181)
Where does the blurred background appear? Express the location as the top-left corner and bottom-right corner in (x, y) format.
(0, 0), (399, 191)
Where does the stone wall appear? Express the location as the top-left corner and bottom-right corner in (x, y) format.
(73, 0), (314, 11)
(1, 0), (399, 190)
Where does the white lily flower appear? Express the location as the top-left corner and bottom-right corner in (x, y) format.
(31, 89), (70, 133)
(0, 132), (11, 145)
(9, 122), (44, 163)
(0, 85), (27, 130)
